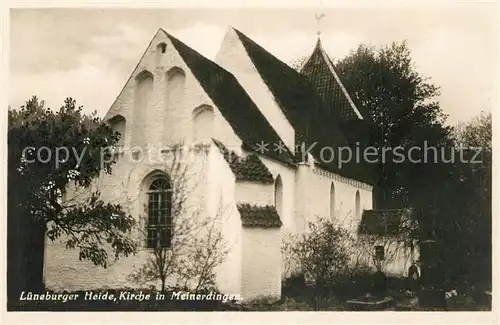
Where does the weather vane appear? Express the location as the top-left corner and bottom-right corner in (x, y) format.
(315, 13), (326, 37)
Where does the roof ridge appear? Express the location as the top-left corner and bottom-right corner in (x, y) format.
(164, 32), (295, 166)
(163, 29), (228, 72)
(104, 29), (163, 120)
(233, 28), (304, 73)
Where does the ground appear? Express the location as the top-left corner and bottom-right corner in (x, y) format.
(9, 276), (491, 311)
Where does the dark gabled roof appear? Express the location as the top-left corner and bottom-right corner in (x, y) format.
(237, 204), (282, 228)
(233, 29), (376, 184)
(233, 29), (347, 150)
(299, 38), (379, 184)
(163, 29), (295, 167)
(358, 209), (409, 236)
(213, 139), (274, 183)
(301, 38), (373, 123)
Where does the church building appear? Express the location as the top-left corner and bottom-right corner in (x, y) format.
(44, 27), (414, 300)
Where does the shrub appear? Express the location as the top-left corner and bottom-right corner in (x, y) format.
(282, 218), (354, 307)
(282, 271), (306, 296)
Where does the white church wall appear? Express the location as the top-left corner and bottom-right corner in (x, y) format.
(294, 164), (310, 235)
(259, 156), (297, 234)
(299, 165), (373, 232)
(258, 156), (299, 282)
(207, 145), (243, 297)
(215, 28), (295, 154)
(235, 181), (273, 206)
(241, 227), (281, 300)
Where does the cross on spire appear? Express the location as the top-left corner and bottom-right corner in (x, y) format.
(315, 13), (325, 37)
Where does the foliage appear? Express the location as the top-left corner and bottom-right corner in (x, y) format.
(283, 218), (354, 301)
(8, 96), (137, 270)
(438, 112), (492, 288)
(454, 111), (491, 152)
(334, 42), (452, 211)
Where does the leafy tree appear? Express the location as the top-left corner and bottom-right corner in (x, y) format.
(436, 112), (492, 288)
(8, 96), (137, 299)
(334, 42), (452, 210)
(455, 111), (491, 153)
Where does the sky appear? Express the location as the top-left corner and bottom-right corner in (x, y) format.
(9, 5), (499, 126)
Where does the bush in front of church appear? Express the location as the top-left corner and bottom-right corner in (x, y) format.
(282, 218), (354, 302)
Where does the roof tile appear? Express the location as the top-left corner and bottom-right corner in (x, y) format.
(213, 139), (274, 183)
(237, 203), (283, 228)
(301, 39), (373, 122)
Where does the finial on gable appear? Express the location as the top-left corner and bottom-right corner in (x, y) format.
(315, 13), (325, 38)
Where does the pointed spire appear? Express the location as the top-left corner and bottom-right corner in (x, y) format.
(314, 35), (323, 51)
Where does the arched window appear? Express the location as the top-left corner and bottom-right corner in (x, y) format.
(274, 175), (284, 218)
(146, 177), (173, 249)
(155, 43), (167, 66)
(157, 42), (167, 54)
(108, 115), (126, 148)
(192, 105), (214, 142)
(133, 70), (153, 147)
(329, 182), (335, 218)
(355, 190), (361, 220)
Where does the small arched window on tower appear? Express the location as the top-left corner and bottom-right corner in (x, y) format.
(192, 104), (214, 142)
(355, 190), (361, 220)
(155, 42), (167, 66)
(146, 176), (173, 249)
(274, 175), (284, 219)
(329, 182), (335, 218)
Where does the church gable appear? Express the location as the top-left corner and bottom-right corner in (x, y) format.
(215, 28), (296, 154)
(104, 30), (181, 122)
(103, 29), (230, 147)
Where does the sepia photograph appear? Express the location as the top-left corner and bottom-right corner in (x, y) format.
(5, 1), (497, 319)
